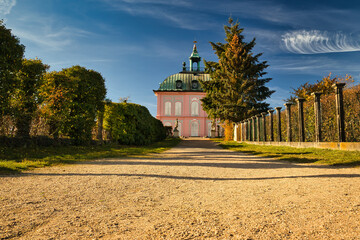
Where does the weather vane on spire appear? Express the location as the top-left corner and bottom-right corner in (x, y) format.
(193, 40), (197, 51)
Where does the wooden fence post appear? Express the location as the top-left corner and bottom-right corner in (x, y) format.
(333, 83), (346, 142)
(312, 92), (322, 142)
(284, 103), (292, 142)
(275, 107), (282, 142)
(268, 109), (274, 141)
(261, 112), (267, 141)
(296, 98), (305, 142)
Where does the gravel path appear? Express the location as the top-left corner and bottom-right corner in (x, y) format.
(1, 138), (360, 239)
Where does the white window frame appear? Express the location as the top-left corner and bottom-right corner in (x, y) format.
(175, 102), (182, 116)
(165, 101), (171, 116)
(191, 101), (199, 116)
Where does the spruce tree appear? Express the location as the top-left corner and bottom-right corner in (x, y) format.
(201, 18), (274, 123)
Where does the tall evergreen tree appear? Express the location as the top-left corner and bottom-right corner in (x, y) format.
(200, 18), (274, 123)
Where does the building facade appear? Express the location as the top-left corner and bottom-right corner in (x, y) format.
(154, 43), (220, 137)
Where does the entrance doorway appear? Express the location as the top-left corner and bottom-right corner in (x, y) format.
(191, 121), (199, 137)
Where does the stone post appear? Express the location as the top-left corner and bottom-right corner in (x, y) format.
(243, 121), (246, 141)
(252, 116), (256, 141)
(268, 109), (274, 141)
(246, 119), (249, 141)
(296, 98), (306, 142)
(275, 107), (282, 142)
(284, 103), (292, 142)
(233, 123), (238, 141)
(333, 83), (346, 142)
(239, 122), (243, 142)
(261, 112), (267, 142)
(256, 114), (261, 142)
(312, 92), (322, 142)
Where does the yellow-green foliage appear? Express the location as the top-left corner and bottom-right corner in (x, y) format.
(104, 102), (166, 145)
(276, 84), (360, 142)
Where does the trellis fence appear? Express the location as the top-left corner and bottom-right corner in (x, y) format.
(235, 83), (360, 151)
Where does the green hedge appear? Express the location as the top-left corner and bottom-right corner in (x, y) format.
(103, 102), (166, 145)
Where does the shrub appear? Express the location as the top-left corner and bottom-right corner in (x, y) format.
(104, 102), (166, 145)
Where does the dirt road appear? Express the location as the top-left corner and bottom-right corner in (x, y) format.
(1, 138), (360, 239)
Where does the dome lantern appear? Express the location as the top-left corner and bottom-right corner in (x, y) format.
(189, 41), (201, 72)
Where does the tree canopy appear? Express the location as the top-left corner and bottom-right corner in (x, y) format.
(286, 73), (354, 102)
(200, 18), (273, 123)
(0, 20), (25, 115)
(59, 66), (107, 143)
(12, 58), (49, 138)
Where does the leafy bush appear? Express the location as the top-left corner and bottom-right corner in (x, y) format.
(104, 102), (166, 145)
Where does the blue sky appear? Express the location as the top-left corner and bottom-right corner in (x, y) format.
(2, 0), (360, 116)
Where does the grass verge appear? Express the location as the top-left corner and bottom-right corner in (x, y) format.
(0, 138), (181, 174)
(213, 139), (360, 167)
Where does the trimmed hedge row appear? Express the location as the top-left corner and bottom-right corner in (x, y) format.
(103, 102), (166, 145)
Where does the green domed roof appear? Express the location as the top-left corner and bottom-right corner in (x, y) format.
(154, 43), (210, 92)
(155, 72), (210, 92)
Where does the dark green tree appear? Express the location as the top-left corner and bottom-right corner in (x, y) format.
(200, 18), (273, 123)
(60, 66), (107, 143)
(12, 58), (49, 138)
(0, 20), (25, 115)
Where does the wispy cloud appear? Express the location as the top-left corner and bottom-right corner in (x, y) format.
(101, 0), (216, 30)
(281, 30), (360, 54)
(271, 58), (334, 72)
(0, 0), (16, 15)
(107, 0), (191, 7)
(11, 15), (93, 51)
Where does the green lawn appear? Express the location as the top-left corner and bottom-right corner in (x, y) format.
(0, 138), (181, 174)
(214, 140), (360, 167)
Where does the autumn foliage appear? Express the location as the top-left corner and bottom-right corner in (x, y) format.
(0, 22), (166, 146)
(262, 74), (360, 142)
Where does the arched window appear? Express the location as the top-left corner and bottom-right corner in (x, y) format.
(165, 101), (171, 116)
(191, 101), (199, 116)
(175, 102), (182, 116)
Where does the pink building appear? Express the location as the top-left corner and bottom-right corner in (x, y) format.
(154, 44), (220, 137)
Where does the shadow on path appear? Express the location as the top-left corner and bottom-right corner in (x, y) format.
(23, 172), (360, 181)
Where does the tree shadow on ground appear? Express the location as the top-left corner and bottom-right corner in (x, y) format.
(73, 159), (332, 170)
(22, 172), (360, 181)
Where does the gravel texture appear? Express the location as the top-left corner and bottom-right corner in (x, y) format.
(1, 138), (360, 239)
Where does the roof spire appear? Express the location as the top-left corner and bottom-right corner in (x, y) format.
(189, 41), (201, 71)
(193, 40), (197, 52)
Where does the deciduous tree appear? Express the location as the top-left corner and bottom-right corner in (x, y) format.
(0, 21), (25, 115)
(60, 66), (107, 143)
(12, 58), (49, 138)
(286, 73), (354, 102)
(40, 71), (75, 139)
